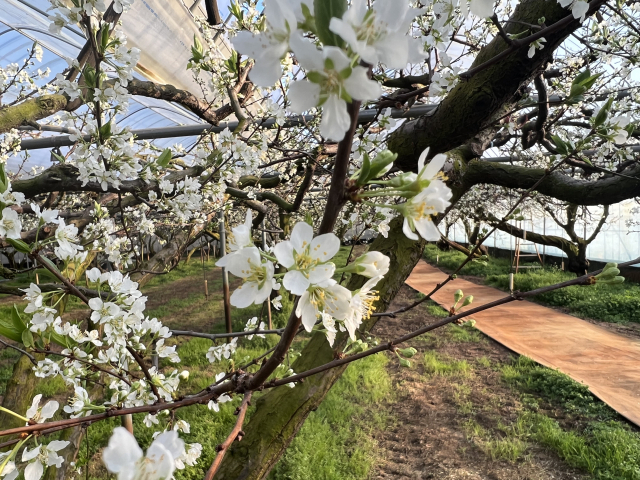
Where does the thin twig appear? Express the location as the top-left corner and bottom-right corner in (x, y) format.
(0, 337), (36, 364)
(171, 328), (286, 340)
(126, 346), (161, 400)
(31, 252), (90, 304)
(204, 392), (252, 480)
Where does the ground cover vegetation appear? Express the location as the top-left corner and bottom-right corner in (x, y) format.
(424, 244), (640, 323)
(1, 0), (640, 477)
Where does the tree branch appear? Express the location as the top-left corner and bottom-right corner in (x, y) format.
(204, 392), (252, 480)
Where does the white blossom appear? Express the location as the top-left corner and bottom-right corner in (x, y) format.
(102, 427), (185, 480)
(273, 222), (339, 296)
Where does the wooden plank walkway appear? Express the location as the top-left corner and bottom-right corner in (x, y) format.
(406, 260), (640, 427)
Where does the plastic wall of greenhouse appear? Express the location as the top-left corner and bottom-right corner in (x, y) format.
(448, 200), (640, 267)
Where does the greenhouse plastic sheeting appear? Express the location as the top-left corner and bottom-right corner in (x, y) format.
(121, 0), (233, 93)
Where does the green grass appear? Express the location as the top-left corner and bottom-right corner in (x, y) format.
(269, 353), (392, 480)
(500, 355), (640, 479)
(501, 356), (616, 420)
(424, 244), (640, 323)
(423, 351), (471, 377)
(518, 412), (640, 479)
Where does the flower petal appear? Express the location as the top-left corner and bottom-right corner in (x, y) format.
(290, 222), (314, 253)
(290, 32), (324, 71)
(283, 270), (310, 296)
(470, 0), (494, 17)
(273, 241), (295, 268)
(24, 460), (44, 480)
(288, 80), (321, 113)
(309, 233), (340, 262)
(422, 153), (447, 180)
(402, 217), (419, 240)
(102, 427), (143, 473)
(320, 95), (351, 141)
(230, 282), (260, 308)
(343, 67), (382, 102)
(308, 263), (335, 284)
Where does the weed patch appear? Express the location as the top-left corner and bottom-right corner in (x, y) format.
(423, 351), (471, 377)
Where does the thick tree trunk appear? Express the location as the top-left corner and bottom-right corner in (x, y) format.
(213, 216), (426, 479)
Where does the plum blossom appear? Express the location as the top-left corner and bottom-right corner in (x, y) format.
(63, 386), (92, 417)
(273, 222), (339, 296)
(206, 338), (238, 363)
(353, 251), (390, 278)
(321, 312), (338, 346)
(232, 0), (302, 86)
(0, 455), (17, 480)
(225, 247), (277, 307)
(0, 207), (21, 239)
(296, 279), (352, 332)
(54, 218), (80, 249)
(244, 317), (266, 339)
(102, 427), (185, 480)
(175, 443), (202, 469)
(528, 38), (546, 58)
(329, 0), (425, 69)
(470, 0), (495, 17)
(344, 276), (382, 340)
(558, 0), (589, 21)
(26, 395), (59, 424)
(22, 441), (69, 480)
(216, 210), (254, 268)
(31, 203), (59, 225)
(399, 150), (452, 241)
(288, 36), (382, 141)
(610, 115), (631, 144)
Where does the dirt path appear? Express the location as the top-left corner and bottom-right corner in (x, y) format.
(370, 286), (586, 480)
(407, 260), (640, 428)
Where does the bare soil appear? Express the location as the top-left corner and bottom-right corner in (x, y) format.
(370, 286), (586, 480)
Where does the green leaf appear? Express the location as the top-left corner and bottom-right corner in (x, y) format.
(398, 347), (418, 358)
(314, 0), (347, 47)
(156, 148), (173, 168)
(38, 255), (61, 276)
(48, 331), (71, 349)
(22, 329), (34, 349)
(593, 97), (614, 127)
(98, 121), (112, 141)
(51, 150), (66, 163)
(11, 305), (26, 333)
(0, 317), (22, 342)
(0, 163), (8, 193)
(572, 68), (591, 86)
(399, 357), (411, 368)
(551, 135), (569, 155)
(356, 153), (371, 186)
(6, 238), (32, 254)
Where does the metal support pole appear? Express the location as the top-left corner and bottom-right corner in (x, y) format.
(542, 216), (546, 266)
(219, 211), (232, 333)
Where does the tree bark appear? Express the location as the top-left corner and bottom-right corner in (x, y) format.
(388, 0), (606, 171)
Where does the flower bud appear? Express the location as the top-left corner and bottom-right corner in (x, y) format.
(398, 347), (417, 358)
(454, 289), (464, 304)
(462, 295), (473, 307)
(399, 357), (411, 368)
(367, 150), (398, 180)
(179, 370), (189, 381)
(387, 172), (417, 188)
